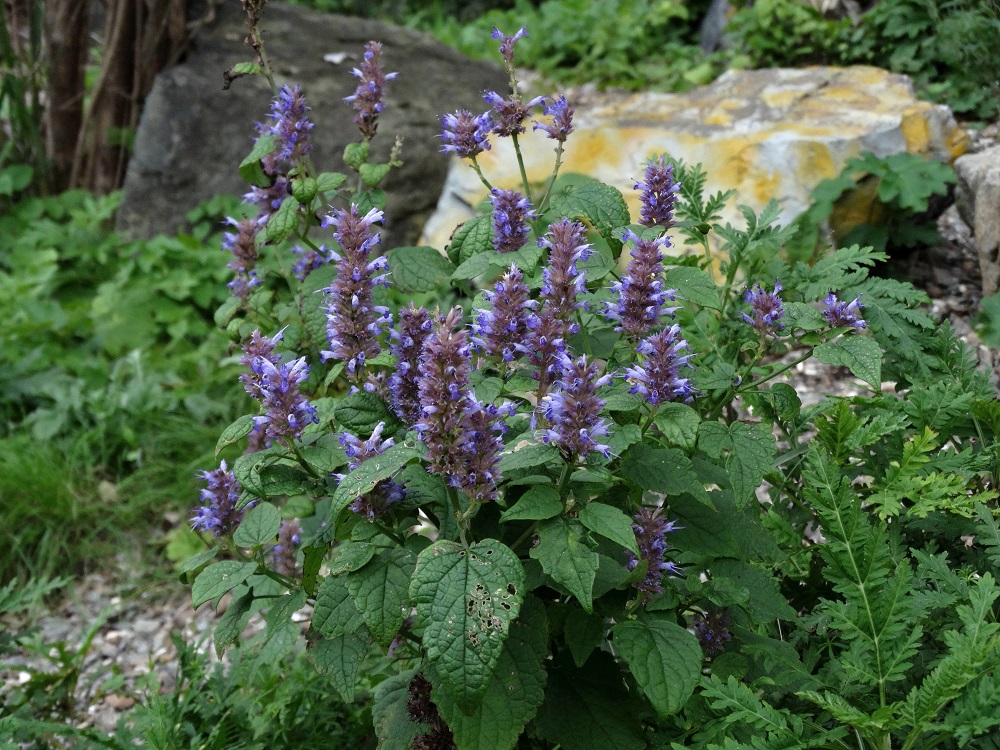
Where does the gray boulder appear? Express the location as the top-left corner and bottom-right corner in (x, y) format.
(955, 145), (1000, 297)
(117, 1), (507, 248)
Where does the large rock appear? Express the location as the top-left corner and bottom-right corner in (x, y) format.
(421, 66), (969, 254)
(118, 1), (506, 248)
(955, 145), (1000, 297)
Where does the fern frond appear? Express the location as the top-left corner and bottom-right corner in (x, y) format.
(791, 244), (885, 300)
(701, 675), (804, 737)
(974, 502), (1000, 571)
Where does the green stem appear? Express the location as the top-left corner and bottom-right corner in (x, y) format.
(469, 156), (494, 192)
(287, 439), (320, 479)
(537, 140), (566, 212)
(448, 486), (468, 546)
(510, 520), (539, 552)
(557, 462), (573, 508)
(510, 132), (532, 201)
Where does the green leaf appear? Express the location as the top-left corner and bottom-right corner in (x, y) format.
(233, 502), (281, 547)
(490, 244), (544, 274)
(387, 246), (455, 292)
(312, 574), (366, 639)
(214, 590), (255, 656)
(352, 188), (386, 214)
(710, 559), (797, 622)
(328, 541), (377, 576)
(550, 177), (631, 241)
(347, 547), (415, 647)
(373, 670), (425, 750)
(290, 176), (317, 204)
(498, 441), (561, 473)
(359, 162), (391, 187)
(501, 486), (563, 522)
(214, 415), (255, 457)
(664, 266), (722, 309)
(564, 607), (604, 668)
(330, 444), (424, 523)
(316, 171), (348, 193)
(579, 502), (640, 555)
(177, 546), (219, 576)
(447, 215), (493, 265)
(452, 249), (495, 281)
(620, 443), (709, 504)
(697, 421), (776, 509)
(614, 616), (702, 717)
(336, 391), (401, 435)
(229, 61), (262, 76)
(815, 335), (883, 389)
(257, 464), (313, 497)
(192, 561), (258, 608)
(263, 196), (298, 244)
(578, 235), (617, 281)
(653, 403), (701, 450)
(668, 491), (739, 557)
(410, 539), (526, 709)
(343, 141), (370, 170)
(239, 133), (277, 187)
(530, 518), (599, 613)
(431, 596), (549, 750)
(309, 629), (372, 701)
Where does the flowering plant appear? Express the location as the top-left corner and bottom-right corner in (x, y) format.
(184, 11), (1000, 750)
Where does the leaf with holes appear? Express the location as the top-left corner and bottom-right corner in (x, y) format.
(614, 616), (702, 717)
(347, 548), (416, 647)
(530, 518), (599, 613)
(409, 540), (525, 710)
(431, 596), (548, 750)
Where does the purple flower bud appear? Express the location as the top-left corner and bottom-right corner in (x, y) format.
(624, 324), (695, 405)
(291, 243), (329, 281)
(538, 218), (591, 331)
(268, 84), (314, 163)
(823, 292), (867, 330)
(483, 90), (544, 138)
(607, 230), (678, 336)
(741, 280), (785, 334)
(389, 304), (434, 426)
(527, 314), (568, 399)
(271, 519), (302, 576)
(345, 41), (398, 140)
(635, 156), (680, 229)
(339, 422), (406, 519)
(416, 308), (474, 480)
(191, 460), (255, 537)
(694, 610), (732, 657)
(252, 356), (318, 441)
(322, 205), (392, 379)
(440, 109), (493, 159)
(491, 25), (527, 66)
(625, 506), (681, 603)
(240, 328), (284, 401)
(471, 264), (539, 362)
(455, 397), (507, 504)
(539, 354), (614, 462)
(533, 95), (574, 142)
(491, 188), (536, 254)
(223, 217), (261, 300)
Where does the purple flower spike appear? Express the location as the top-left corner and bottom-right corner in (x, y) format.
(527, 315), (568, 398)
(694, 610), (732, 657)
(271, 519), (302, 577)
(533, 95), (575, 142)
(243, 176), (289, 225)
(491, 188), (536, 254)
(455, 397), (508, 504)
(389, 304), (434, 427)
(291, 243), (328, 281)
(240, 328), (284, 401)
(741, 280), (785, 335)
(440, 110), (493, 159)
(191, 460), (254, 537)
(538, 218), (591, 332)
(339, 422), (406, 520)
(268, 84), (314, 163)
(823, 292), (867, 330)
(539, 354), (614, 462)
(252, 356), (318, 441)
(322, 205), (392, 377)
(416, 308), (474, 479)
(492, 25), (527, 65)
(625, 324), (695, 405)
(223, 217), (261, 300)
(607, 230), (678, 337)
(483, 90), (545, 138)
(345, 41), (398, 140)
(472, 264), (539, 362)
(635, 156), (681, 229)
(626, 506), (681, 603)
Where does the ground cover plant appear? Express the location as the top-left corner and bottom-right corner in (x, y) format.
(171, 9), (1000, 748)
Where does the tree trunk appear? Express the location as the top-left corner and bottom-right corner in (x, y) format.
(43, 0), (88, 191)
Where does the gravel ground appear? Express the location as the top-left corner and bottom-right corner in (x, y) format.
(2, 119), (997, 739)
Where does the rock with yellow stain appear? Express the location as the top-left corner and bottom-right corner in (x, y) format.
(421, 66), (969, 252)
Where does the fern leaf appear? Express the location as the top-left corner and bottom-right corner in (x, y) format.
(974, 503), (1000, 571)
(791, 244), (885, 300)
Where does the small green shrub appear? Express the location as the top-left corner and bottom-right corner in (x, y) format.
(727, 0), (859, 68)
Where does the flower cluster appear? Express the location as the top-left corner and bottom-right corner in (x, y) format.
(239, 328), (317, 442)
(492, 25), (527, 66)
(635, 156), (681, 229)
(291, 243), (328, 281)
(491, 188), (536, 254)
(538, 218), (591, 333)
(540, 354), (614, 462)
(607, 230), (677, 337)
(742, 280), (785, 335)
(322, 206), (392, 378)
(222, 217), (260, 300)
(339, 422), (406, 519)
(191, 460), (253, 537)
(625, 324), (695, 405)
(694, 610), (732, 657)
(483, 90), (544, 138)
(471, 264), (539, 362)
(626, 506), (681, 602)
(455, 398), (510, 504)
(439, 110), (492, 159)
(270, 519), (301, 577)
(823, 292), (867, 330)
(266, 84), (314, 163)
(534, 95), (574, 142)
(389, 304), (434, 426)
(345, 41), (398, 140)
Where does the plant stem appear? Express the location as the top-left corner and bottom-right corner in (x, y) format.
(510, 133), (532, 201)
(537, 140), (565, 212)
(469, 156), (494, 192)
